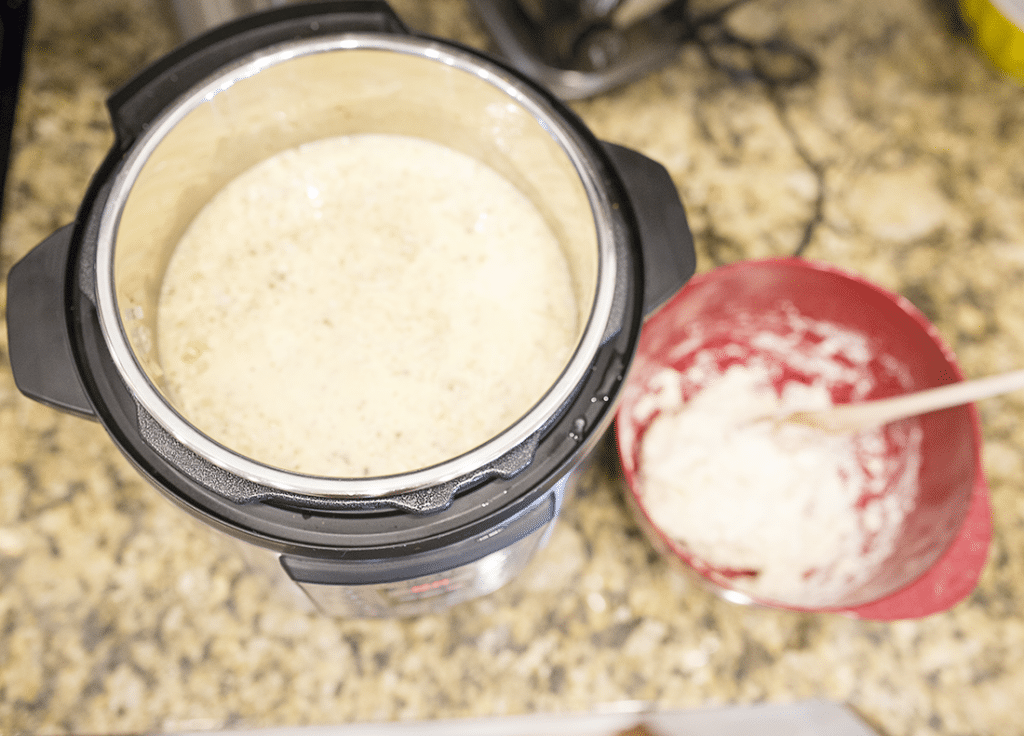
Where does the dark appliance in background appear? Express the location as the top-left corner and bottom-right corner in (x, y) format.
(0, 0), (31, 217)
(472, 0), (699, 97)
(471, 0), (820, 98)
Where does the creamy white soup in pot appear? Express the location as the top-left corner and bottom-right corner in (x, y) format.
(156, 134), (578, 477)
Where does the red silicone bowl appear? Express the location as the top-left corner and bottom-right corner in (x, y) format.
(615, 258), (991, 619)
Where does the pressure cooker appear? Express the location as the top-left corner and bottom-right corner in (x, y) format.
(5, 0), (694, 617)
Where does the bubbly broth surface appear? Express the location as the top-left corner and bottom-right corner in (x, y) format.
(157, 134), (578, 477)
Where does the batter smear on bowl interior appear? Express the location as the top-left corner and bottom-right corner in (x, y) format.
(157, 134), (579, 477)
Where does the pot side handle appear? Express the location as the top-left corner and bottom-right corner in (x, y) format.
(601, 142), (696, 318)
(107, 0), (409, 147)
(6, 224), (96, 419)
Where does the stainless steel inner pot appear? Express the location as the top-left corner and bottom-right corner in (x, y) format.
(100, 33), (615, 500)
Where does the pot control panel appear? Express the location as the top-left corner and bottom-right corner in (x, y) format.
(275, 476), (570, 618)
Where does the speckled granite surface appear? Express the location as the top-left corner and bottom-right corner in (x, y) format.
(2, 0), (1024, 734)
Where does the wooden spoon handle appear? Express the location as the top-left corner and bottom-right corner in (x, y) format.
(790, 368), (1024, 434)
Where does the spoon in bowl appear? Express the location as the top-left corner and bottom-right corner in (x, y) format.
(776, 368), (1024, 434)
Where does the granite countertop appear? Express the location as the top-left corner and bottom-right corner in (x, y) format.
(2, 0), (1024, 734)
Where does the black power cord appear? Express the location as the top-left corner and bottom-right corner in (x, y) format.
(665, 0), (818, 88)
(557, 0), (819, 88)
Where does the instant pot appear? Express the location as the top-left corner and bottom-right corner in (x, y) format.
(6, 0), (694, 617)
